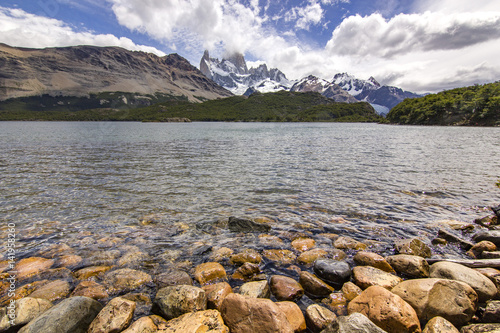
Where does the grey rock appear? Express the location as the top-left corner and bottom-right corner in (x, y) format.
(482, 300), (500, 323)
(321, 312), (387, 333)
(154, 270), (192, 288)
(18, 296), (102, 333)
(314, 259), (351, 287)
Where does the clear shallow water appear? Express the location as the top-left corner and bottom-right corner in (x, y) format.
(1, 121), (500, 264)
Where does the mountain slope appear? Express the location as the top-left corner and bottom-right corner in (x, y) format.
(386, 81), (500, 126)
(333, 73), (423, 113)
(0, 43), (232, 103)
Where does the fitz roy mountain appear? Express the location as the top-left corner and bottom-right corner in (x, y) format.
(200, 50), (292, 95)
(199, 51), (423, 113)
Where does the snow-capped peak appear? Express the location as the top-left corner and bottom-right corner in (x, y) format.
(332, 72), (380, 97)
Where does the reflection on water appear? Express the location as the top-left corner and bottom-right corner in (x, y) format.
(0, 121), (499, 266)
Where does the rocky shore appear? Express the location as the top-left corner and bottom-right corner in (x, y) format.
(2, 209), (500, 332)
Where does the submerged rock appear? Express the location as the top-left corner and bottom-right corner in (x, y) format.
(71, 281), (109, 299)
(27, 279), (70, 302)
(103, 268), (153, 294)
(155, 270), (192, 288)
(15, 257), (55, 280)
(229, 249), (262, 266)
(394, 238), (431, 258)
(228, 216), (271, 233)
(263, 249), (296, 265)
(333, 236), (367, 251)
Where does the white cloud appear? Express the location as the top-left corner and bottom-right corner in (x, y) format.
(0, 6), (165, 55)
(284, 1), (324, 30)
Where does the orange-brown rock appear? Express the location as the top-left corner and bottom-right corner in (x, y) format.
(74, 266), (112, 280)
(263, 249), (296, 265)
(292, 238), (316, 252)
(229, 249), (262, 266)
(194, 262), (227, 285)
(299, 271), (334, 297)
(220, 293), (293, 333)
(203, 282), (233, 310)
(334, 236), (367, 251)
(15, 257), (54, 280)
(276, 301), (306, 332)
(348, 285), (421, 333)
(270, 275), (304, 301)
(353, 251), (395, 273)
(352, 266), (402, 290)
(71, 280), (109, 299)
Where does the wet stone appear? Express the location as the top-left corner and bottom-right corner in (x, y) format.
(333, 236), (367, 251)
(160, 309), (229, 333)
(194, 262), (227, 285)
(314, 259), (351, 287)
(155, 270), (192, 288)
(276, 301), (307, 333)
(269, 275), (304, 301)
(467, 241), (497, 258)
(57, 255), (83, 269)
(15, 257), (54, 280)
(153, 285), (207, 320)
(209, 247), (234, 262)
(386, 254), (430, 278)
(228, 216), (271, 233)
(103, 268), (153, 294)
(292, 237), (316, 252)
(239, 280), (270, 298)
(297, 249), (329, 265)
(229, 249), (262, 266)
(322, 292), (348, 316)
(352, 266), (402, 290)
(0, 297), (53, 332)
(341, 281), (362, 301)
(354, 251), (395, 273)
(305, 304), (336, 333)
(121, 293), (153, 319)
(482, 300), (500, 323)
(203, 282), (233, 310)
(74, 266), (112, 280)
(87, 296), (136, 333)
(395, 238), (432, 258)
(18, 296), (103, 333)
(299, 271), (335, 298)
(71, 280), (109, 299)
(231, 262), (260, 281)
(263, 249), (297, 265)
(28, 279), (71, 302)
(117, 251), (150, 268)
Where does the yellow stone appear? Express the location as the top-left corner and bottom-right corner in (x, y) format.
(194, 262), (227, 285)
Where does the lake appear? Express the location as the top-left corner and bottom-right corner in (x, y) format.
(1, 121), (500, 264)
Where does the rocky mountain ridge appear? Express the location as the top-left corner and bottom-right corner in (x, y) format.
(199, 51), (423, 113)
(0, 43), (232, 103)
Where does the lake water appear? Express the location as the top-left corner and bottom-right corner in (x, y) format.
(1, 121), (500, 265)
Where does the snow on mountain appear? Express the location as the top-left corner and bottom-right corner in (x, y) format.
(333, 72), (423, 113)
(290, 75), (358, 103)
(200, 50), (292, 95)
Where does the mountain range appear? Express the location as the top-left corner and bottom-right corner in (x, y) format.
(0, 43), (232, 104)
(199, 51), (423, 114)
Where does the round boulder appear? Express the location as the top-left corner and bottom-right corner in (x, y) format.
(314, 259), (351, 287)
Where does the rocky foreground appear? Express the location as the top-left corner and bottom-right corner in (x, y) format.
(2, 211), (500, 332)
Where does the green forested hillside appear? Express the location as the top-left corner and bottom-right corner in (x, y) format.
(387, 82), (500, 126)
(0, 91), (382, 122)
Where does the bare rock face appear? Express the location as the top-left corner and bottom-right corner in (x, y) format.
(430, 261), (497, 302)
(347, 285), (421, 333)
(391, 278), (477, 327)
(220, 293), (294, 333)
(0, 43), (232, 102)
(153, 285), (207, 320)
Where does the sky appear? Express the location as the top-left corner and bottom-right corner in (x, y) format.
(1, 0), (499, 93)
